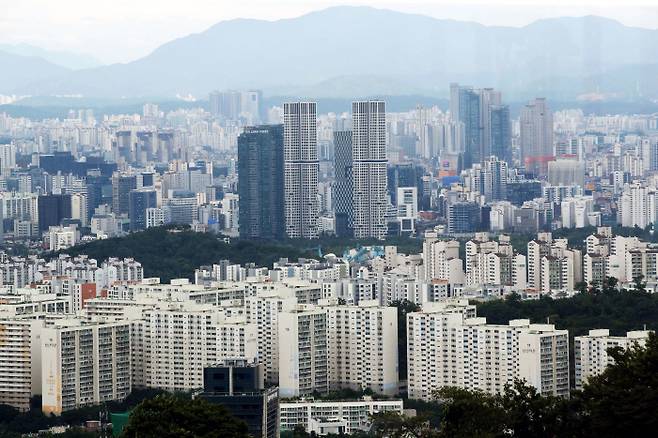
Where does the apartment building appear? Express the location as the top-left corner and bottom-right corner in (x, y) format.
(280, 397), (404, 434)
(41, 320), (131, 415)
(131, 301), (256, 392)
(325, 301), (398, 395)
(278, 305), (328, 397)
(574, 329), (651, 390)
(0, 319), (43, 411)
(407, 303), (569, 400)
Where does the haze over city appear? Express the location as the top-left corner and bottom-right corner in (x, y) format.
(2, 0), (657, 63)
(0, 1), (657, 437)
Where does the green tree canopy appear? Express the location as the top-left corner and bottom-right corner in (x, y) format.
(120, 394), (249, 438)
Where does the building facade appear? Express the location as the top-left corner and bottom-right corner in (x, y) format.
(351, 101), (388, 240)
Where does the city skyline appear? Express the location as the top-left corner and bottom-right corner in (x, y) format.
(1, 2), (658, 435)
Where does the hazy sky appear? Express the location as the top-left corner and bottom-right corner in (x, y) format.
(2, 0), (657, 64)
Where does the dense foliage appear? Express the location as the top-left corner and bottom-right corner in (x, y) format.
(58, 227), (423, 282)
(476, 288), (658, 337)
(120, 394), (249, 438)
(60, 226), (314, 282)
(0, 389), (168, 437)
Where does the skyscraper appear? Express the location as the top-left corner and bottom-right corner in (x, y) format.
(209, 90), (242, 120)
(450, 84), (507, 168)
(129, 188), (157, 232)
(283, 102), (319, 239)
(238, 125), (285, 239)
(520, 98), (554, 176)
(352, 100), (388, 240)
(489, 105), (511, 163)
(480, 88), (502, 160)
(38, 194), (72, 232)
(450, 84), (482, 169)
(0, 144), (16, 177)
(482, 156), (508, 202)
(111, 174), (137, 216)
(333, 130), (353, 238)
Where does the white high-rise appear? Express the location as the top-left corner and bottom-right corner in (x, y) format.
(520, 98), (554, 176)
(245, 293), (297, 383)
(0, 143), (16, 177)
(0, 319), (43, 411)
(352, 101), (388, 240)
(325, 301), (398, 395)
(41, 320), (131, 415)
(422, 232), (463, 283)
(278, 305), (328, 397)
(131, 302), (257, 392)
(574, 329), (651, 390)
(407, 303), (569, 400)
(283, 102), (319, 239)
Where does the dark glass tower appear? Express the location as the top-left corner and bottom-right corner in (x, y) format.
(199, 360), (279, 438)
(38, 194), (72, 232)
(238, 125), (285, 239)
(129, 188), (157, 232)
(490, 105), (511, 163)
(111, 174), (137, 215)
(458, 88), (482, 169)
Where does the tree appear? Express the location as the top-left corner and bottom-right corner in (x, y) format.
(371, 411), (439, 438)
(497, 381), (580, 438)
(120, 394), (249, 438)
(578, 332), (658, 437)
(633, 274), (647, 293)
(435, 387), (505, 438)
(601, 277), (618, 294)
(436, 381), (581, 438)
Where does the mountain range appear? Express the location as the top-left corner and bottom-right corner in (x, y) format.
(0, 44), (102, 70)
(2, 6), (658, 101)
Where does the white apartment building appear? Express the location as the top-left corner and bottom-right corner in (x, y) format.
(283, 101), (319, 239)
(382, 270), (422, 305)
(70, 193), (88, 226)
(280, 397), (404, 434)
(619, 182), (656, 229)
(584, 253), (608, 287)
(407, 302), (475, 400)
(41, 320), (131, 415)
(325, 301), (398, 395)
(540, 247), (582, 293)
(465, 234), (527, 290)
(0, 318), (43, 411)
(527, 234), (572, 293)
(145, 207), (165, 228)
(422, 233), (463, 283)
(518, 324), (570, 397)
(131, 301), (256, 392)
(278, 305), (328, 397)
(396, 187), (418, 234)
(44, 225), (79, 251)
(352, 100), (388, 240)
(245, 292), (297, 383)
(407, 304), (569, 400)
(0, 192), (38, 223)
(560, 196), (599, 229)
(574, 329), (651, 390)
